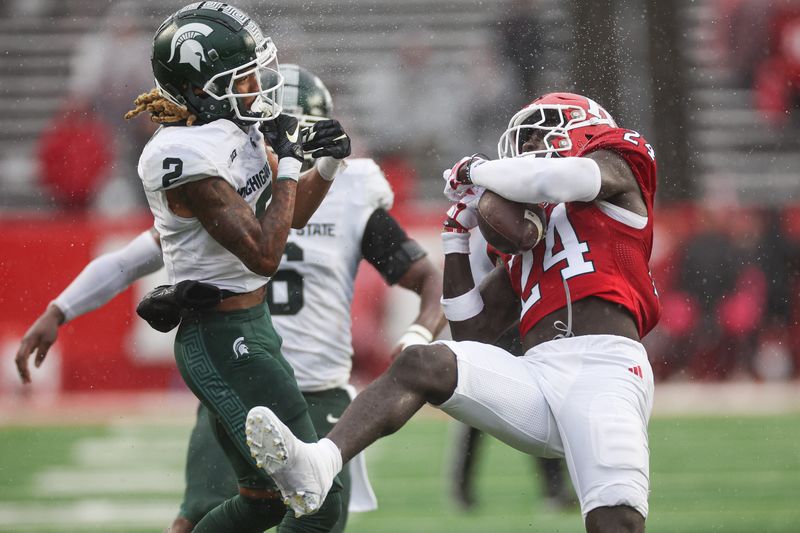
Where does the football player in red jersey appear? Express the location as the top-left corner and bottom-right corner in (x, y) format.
(244, 93), (660, 533)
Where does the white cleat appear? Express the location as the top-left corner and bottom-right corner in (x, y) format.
(245, 406), (335, 518)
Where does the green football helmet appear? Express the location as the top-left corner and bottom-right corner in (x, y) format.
(151, 2), (283, 124)
(268, 64), (334, 165)
(277, 64), (334, 128)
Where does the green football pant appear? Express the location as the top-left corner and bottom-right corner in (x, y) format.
(174, 303), (342, 532)
(180, 390), (353, 532)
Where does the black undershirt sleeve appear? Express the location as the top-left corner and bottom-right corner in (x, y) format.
(361, 208), (427, 285)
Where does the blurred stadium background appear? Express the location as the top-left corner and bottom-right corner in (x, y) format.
(1, 0), (800, 531)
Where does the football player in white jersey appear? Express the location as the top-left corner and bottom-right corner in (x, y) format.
(118, 5), (345, 531)
(15, 63), (444, 533)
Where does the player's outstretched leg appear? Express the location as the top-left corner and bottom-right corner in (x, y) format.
(247, 344), (459, 515)
(246, 406), (341, 517)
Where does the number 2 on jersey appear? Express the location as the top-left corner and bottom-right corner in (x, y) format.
(266, 242), (304, 315)
(161, 158), (183, 188)
(521, 204), (594, 313)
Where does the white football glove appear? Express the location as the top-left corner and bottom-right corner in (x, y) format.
(442, 154), (489, 202)
(443, 186), (485, 233)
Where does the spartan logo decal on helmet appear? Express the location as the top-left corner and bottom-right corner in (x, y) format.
(152, 3), (282, 125)
(167, 22), (214, 72)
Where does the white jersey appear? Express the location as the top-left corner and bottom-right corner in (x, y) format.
(270, 158), (393, 391)
(138, 119), (272, 293)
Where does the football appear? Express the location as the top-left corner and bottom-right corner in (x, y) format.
(476, 190), (546, 255)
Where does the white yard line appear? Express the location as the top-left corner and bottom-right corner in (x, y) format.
(37, 426), (186, 496)
(4, 426), (185, 530)
(35, 468), (184, 495)
(72, 436), (187, 468)
(0, 500), (177, 529)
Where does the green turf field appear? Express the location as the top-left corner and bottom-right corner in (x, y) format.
(0, 414), (798, 532)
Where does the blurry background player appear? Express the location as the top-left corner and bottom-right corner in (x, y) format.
(449, 233), (576, 512)
(15, 64), (445, 533)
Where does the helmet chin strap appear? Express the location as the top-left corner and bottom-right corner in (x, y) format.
(236, 89), (282, 124)
(229, 96), (265, 126)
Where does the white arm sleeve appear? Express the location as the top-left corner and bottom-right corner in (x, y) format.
(52, 230), (164, 322)
(470, 156), (602, 204)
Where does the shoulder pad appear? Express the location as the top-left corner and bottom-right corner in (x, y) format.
(138, 121), (244, 191)
(579, 128), (657, 198)
(339, 158), (394, 210)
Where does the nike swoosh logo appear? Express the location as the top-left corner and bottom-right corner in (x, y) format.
(326, 413), (340, 424)
(286, 125), (299, 143)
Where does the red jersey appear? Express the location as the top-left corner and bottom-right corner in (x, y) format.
(505, 128), (661, 338)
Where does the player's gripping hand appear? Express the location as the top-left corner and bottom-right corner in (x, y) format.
(442, 153), (489, 201)
(443, 186), (484, 233)
(302, 119), (351, 159)
(261, 114), (304, 162)
(15, 304), (64, 384)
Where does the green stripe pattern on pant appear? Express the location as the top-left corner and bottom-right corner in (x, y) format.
(181, 391), (352, 532)
(174, 303), (314, 491)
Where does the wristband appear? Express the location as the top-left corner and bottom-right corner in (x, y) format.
(464, 153), (489, 185)
(316, 156), (345, 181)
(277, 158), (302, 182)
(441, 286), (484, 322)
(397, 324), (434, 350)
(441, 231), (470, 254)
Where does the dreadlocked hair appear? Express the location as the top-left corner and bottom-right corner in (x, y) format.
(125, 88), (197, 126)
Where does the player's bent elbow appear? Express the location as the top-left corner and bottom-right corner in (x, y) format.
(246, 257), (280, 278)
(260, 260), (280, 278)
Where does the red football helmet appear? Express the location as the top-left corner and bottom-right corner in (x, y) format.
(497, 92), (617, 159)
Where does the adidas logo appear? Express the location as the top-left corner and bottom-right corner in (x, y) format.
(628, 365), (643, 379)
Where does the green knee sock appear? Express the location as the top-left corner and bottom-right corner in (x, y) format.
(278, 491), (342, 533)
(192, 495), (285, 533)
